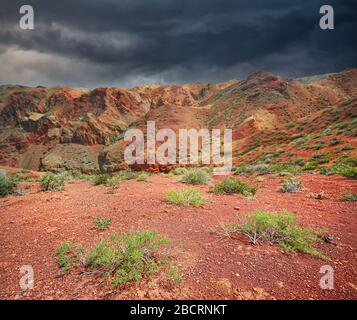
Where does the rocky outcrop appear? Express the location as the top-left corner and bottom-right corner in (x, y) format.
(40, 144), (101, 173)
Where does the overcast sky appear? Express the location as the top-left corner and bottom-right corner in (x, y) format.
(0, 0), (356, 87)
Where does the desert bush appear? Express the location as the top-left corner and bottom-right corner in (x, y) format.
(341, 145), (353, 151)
(179, 168), (211, 185)
(94, 216), (112, 230)
(56, 230), (180, 286)
(340, 193), (357, 202)
(337, 167), (357, 179)
(39, 173), (65, 191)
(200, 167), (213, 174)
(234, 165), (254, 176)
(330, 138), (342, 146)
(333, 156), (357, 179)
(319, 166), (336, 176)
(165, 188), (206, 207)
(224, 211), (325, 258)
(95, 174), (110, 185)
(252, 164), (272, 175)
(0, 174), (18, 197)
(302, 161), (319, 172)
(56, 171), (75, 181)
(312, 140), (325, 150)
(235, 164), (271, 176)
(292, 158), (306, 167)
(172, 167), (188, 175)
(107, 171), (139, 186)
(272, 163), (301, 175)
(10, 172), (34, 183)
(279, 178), (302, 193)
(85, 230), (175, 286)
(56, 242), (84, 274)
(137, 172), (149, 181)
(310, 153), (332, 164)
(213, 177), (257, 197)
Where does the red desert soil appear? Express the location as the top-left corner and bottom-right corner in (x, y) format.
(0, 174), (356, 300)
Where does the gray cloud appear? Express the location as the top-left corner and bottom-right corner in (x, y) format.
(0, 0), (356, 87)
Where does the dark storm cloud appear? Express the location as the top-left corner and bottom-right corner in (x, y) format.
(0, 0), (356, 87)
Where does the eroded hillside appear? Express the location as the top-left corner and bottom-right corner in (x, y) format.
(0, 69), (356, 173)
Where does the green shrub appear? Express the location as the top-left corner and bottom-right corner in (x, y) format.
(10, 172), (34, 183)
(56, 171), (75, 181)
(279, 178), (302, 193)
(303, 161), (319, 171)
(95, 174), (110, 185)
(319, 166), (336, 176)
(252, 164), (272, 175)
(235, 164), (271, 176)
(312, 140), (325, 150)
(172, 167), (188, 175)
(341, 145), (353, 151)
(213, 177), (257, 197)
(292, 158), (306, 167)
(137, 172), (149, 181)
(224, 211), (325, 258)
(337, 167), (357, 179)
(165, 188), (206, 207)
(330, 138), (342, 146)
(179, 168), (211, 185)
(234, 165), (254, 176)
(332, 157), (357, 179)
(340, 193), (357, 202)
(107, 171), (138, 186)
(56, 230), (180, 286)
(94, 216), (112, 230)
(56, 242), (84, 274)
(272, 163), (301, 175)
(0, 174), (18, 197)
(310, 153), (332, 164)
(85, 231), (174, 286)
(39, 173), (65, 191)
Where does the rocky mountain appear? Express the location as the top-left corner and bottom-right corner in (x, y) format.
(0, 68), (356, 173)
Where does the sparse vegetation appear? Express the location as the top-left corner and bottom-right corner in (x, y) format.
(235, 164), (271, 176)
(333, 156), (357, 179)
(165, 188), (206, 207)
(172, 167), (188, 175)
(39, 173), (65, 191)
(223, 210), (325, 258)
(234, 165), (254, 176)
(279, 178), (302, 193)
(56, 230), (180, 286)
(96, 171), (139, 187)
(56, 242), (84, 274)
(95, 174), (110, 185)
(0, 174), (18, 197)
(310, 153), (332, 164)
(340, 193), (357, 202)
(319, 166), (336, 176)
(303, 161), (319, 172)
(94, 216), (112, 230)
(137, 172), (149, 181)
(213, 177), (257, 197)
(330, 138), (342, 146)
(179, 168), (211, 185)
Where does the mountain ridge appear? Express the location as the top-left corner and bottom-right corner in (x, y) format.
(0, 68), (356, 173)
